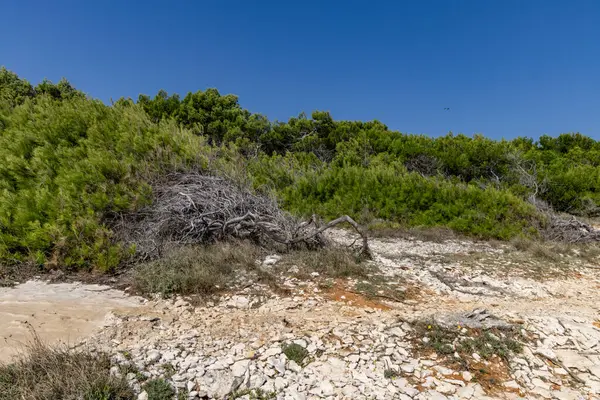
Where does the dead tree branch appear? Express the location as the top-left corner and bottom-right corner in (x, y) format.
(110, 173), (370, 260)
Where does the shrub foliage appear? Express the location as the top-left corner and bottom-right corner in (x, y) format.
(1, 67), (599, 269)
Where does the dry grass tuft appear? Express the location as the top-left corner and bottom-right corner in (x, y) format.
(133, 241), (261, 297)
(367, 223), (459, 243)
(511, 237), (600, 264)
(285, 246), (369, 279)
(0, 335), (133, 400)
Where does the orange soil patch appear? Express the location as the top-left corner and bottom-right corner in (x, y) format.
(324, 281), (391, 310)
(593, 321), (600, 329)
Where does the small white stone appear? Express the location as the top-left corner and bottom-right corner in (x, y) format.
(174, 299), (188, 308)
(293, 339), (308, 348)
(589, 365), (600, 380)
(347, 354), (360, 363)
(456, 384), (475, 399)
(401, 364), (415, 373)
(503, 380), (520, 390)
(261, 347), (281, 359)
(147, 350), (161, 363)
(319, 380), (335, 396)
(137, 392), (148, 400)
(433, 365), (454, 376)
(443, 378), (465, 387)
(425, 390), (450, 400)
(531, 377), (550, 390)
(231, 359), (250, 377)
(462, 371), (472, 382)
(275, 377), (288, 390)
(436, 381), (457, 394)
(287, 360), (302, 373)
(186, 381), (195, 392)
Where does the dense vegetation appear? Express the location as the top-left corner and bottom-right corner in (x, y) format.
(1, 67), (599, 270)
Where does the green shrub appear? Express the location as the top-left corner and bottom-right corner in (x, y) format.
(0, 93), (207, 270)
(143, 378), (175, 400)
(1, 67), (599, 273)
(276, 162), (542, 240)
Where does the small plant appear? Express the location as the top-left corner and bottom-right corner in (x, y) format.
(177, 390), (188, 400)
(160, 363), (176, 378)
(354, 278), (407, 302)
(318, 279), (334, 290)
(118, 362), (142, 378)
(282, 343), (309, 366)
(384, 368), (399, 379)
(457, 331), (523, 360)
(144, 378), (175, 400)
(354, 281), (379, 299)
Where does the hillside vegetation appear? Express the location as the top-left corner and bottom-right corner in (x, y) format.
(1, 67), (599, 270)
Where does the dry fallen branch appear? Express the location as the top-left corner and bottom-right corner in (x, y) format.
(542, 214), (600, 244)
(533, 349), (585, 385)
(110, 173), (369, 260)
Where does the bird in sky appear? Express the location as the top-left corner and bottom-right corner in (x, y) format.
(444, 108), (450, 111)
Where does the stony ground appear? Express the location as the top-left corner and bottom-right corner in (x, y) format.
(76, 231), (600, 400)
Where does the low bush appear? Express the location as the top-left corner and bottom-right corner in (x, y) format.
(143, 378), (175, 400)
(275, 162), (543, 240)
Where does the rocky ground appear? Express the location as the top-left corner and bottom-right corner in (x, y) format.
(68, 230), (600, 400)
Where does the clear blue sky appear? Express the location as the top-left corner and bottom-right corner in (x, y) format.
(2, 0), (599, 139)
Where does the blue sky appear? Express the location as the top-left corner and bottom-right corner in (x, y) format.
(2, 0), (599, 139)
